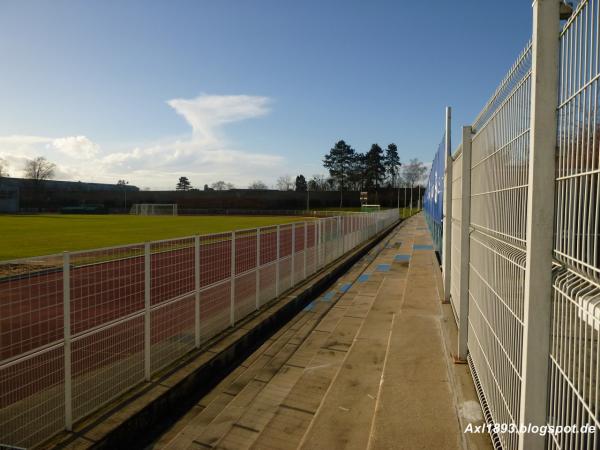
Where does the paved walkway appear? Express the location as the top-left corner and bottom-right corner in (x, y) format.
(152, 214), (491, 450)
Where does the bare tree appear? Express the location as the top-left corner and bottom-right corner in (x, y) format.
(402, 158), (427, 187)
(24, 156), (56, 181)
(0, 158), (9, 177)
(276, 174), (294, 191)
(211, 181), (235, 191)
(308, 174), (329, 191)
(248, 180), (268, 190)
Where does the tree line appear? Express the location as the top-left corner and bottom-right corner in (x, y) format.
(174, 140), (427, 196)
(0, 144), (427, 197)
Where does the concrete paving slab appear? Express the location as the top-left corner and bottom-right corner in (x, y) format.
(153, 214), (492, 450)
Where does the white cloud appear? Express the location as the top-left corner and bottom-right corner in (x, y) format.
(167, 94), (271, 142)
(0, 94), (285, 189)
(51, 136), (99, 159)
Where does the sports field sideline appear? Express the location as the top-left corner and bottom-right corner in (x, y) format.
(0, 214), (311, 261)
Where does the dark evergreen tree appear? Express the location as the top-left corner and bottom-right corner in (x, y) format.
(176, 176), (192, 191)
(365, 144), (386, 190)
(323, 140), (355, 206)
(295, 174), (308, 192)
(348, 152), (367, 191)
(384, 143), (401, 187)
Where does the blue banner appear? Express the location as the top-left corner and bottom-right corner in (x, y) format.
(423, 135), (445, 256)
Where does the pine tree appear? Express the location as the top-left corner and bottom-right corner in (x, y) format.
(365, 144), (386, 190)
(176, 176), (192, 191)
(323, 140), (355, 206)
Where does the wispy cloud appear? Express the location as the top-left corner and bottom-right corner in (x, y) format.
(0, 94), (284, 189)
(168, 94), (271, 142)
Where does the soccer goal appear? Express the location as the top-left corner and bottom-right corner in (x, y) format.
(361, 204), (381, 212)
(130, 203), (178, 216)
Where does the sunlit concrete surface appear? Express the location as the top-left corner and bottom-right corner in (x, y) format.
(150, 214), (492, 450)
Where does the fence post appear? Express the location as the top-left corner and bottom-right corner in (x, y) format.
(63, 252), (72, 431)
(303, 222), (307, 279)
(313, 221), (317, 273)
(276, 225), (280, 297)
(442, 106), (453, 303)
(256, 228), (260, 310)
(230, 231), (236, 326)
(144, 242), (151, 380)
(291, 223), (295, 286)
(338, 216), (342, 257)
(457, 126), (472, 361)
(194, 236), (200, 348)
(319, 220), (323, 267)
(518, 1), (560, 449)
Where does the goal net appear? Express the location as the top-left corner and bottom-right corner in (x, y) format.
(130, 204), (178, 216)
(361, 204), (381, 212)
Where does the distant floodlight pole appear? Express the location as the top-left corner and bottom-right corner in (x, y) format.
(396, 165), (401, 211)
(117, 179), (129, 212)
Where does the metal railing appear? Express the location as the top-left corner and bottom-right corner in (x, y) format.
(428, 1), (600, 449)
(0, 209), (399, 448)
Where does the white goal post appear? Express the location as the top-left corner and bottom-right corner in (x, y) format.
(130, 203), (178, 216)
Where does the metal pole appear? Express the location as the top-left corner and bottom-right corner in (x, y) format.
(317, 220), (321, 268)
(518, 1), (560, 448)
(337, 216), (342, 257)
(457, 126), (472, 361)
(442, 106), (453, 303)
(291, 223), (295, 286)
(275, 225), (280, 296)
(303, 222), (307, 279)
(194, 236), (200, 347)
(144, 242), (151, 380)
(256, 228), (260, 310)
(230, 231), (236, 326)
(63, 252), (72, 431)
(313, 221), (317, 273)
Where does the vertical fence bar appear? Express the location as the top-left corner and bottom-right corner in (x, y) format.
(276, 225), (280, 296)
(317, 221), (322, 268)
(230, 231), (236, 326)
(457, 126), (472, 361)
(256, 227), (260, 310)
(303, 222), (307, 279)
(291, 223), (295, 286)
(442, 106), (453, 303)
(63, 251), (72, 431)
(144, 242), (151, 380)
(518, 1), (560, 449)
(194, 236), (200, 348)
(338, 216), (342, 257)
(313, 220), (317, 272)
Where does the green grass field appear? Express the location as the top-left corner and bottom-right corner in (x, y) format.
(0, 214), (310, 261)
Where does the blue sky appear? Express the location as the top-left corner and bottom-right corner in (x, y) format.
(0, 0), (532, 189)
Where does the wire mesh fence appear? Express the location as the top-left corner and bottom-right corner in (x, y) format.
(549, 1), (600, 449)
(424, 2), (600, 448)
(0, 209), (398, 448)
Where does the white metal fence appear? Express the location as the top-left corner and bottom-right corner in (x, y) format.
(438, 2), (600, 449)
(0, 209), (399, 448)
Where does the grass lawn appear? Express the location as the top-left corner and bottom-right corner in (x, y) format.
(0, 214), (311, 261)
